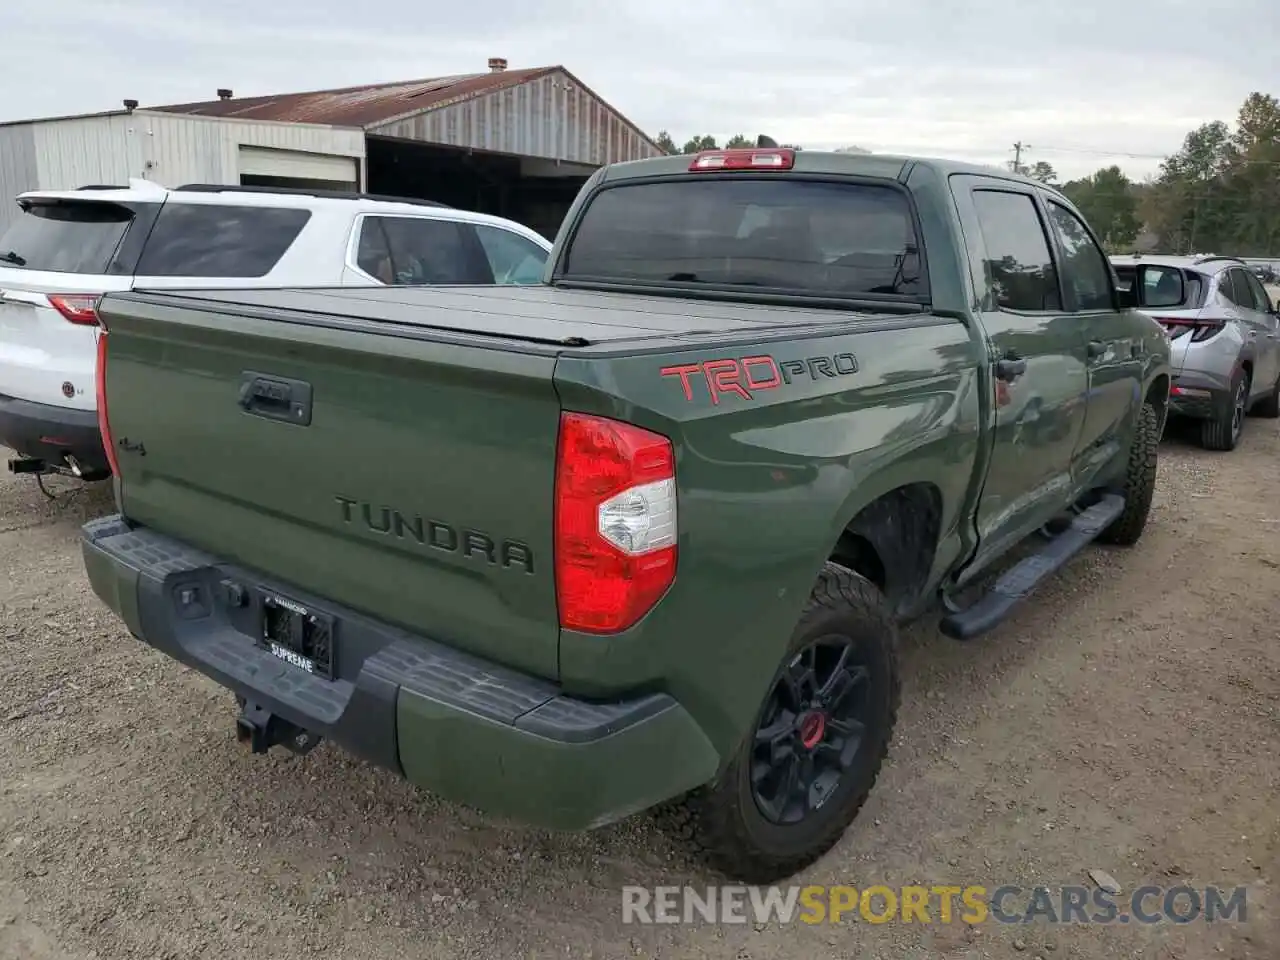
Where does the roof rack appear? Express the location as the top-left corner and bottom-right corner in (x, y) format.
(1191, 254), (1246, 266)
(173, 183), (452, 208)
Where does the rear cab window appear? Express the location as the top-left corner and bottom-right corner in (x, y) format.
(0, 199), (141, 274)
(135, 203), (311, 278)
(558, 177), (926, 301)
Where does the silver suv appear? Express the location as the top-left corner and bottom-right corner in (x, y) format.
(1110, 254), (1280, 451)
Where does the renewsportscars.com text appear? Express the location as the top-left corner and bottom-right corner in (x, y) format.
(621, 884), (1248, 926)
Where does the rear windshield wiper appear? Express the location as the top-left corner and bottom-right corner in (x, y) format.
(0, 251), (26, 266)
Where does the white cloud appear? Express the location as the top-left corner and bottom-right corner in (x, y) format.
(3, 0), (1275, 181)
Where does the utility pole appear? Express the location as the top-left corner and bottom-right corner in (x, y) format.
(1011, 141), (1030, 173)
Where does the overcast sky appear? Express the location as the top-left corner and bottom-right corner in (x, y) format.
(6, 0), (1276, 182)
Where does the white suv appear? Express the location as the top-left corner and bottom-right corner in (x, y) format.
(0, 179), (552, 480)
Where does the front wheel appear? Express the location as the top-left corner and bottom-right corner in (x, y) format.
(1098, 402), (1159, 546)
(657, 563), (900, 884)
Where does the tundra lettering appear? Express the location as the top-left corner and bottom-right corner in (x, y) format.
(334, 495), (534, 573)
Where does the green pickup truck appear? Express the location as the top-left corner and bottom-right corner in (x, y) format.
(81, 147), (1171, 883)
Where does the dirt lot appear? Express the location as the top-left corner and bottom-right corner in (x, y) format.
(1, 420), (1277, 960)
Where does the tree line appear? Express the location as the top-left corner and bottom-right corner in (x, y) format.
(652, 91), (1280, 258)
(652, 132), (804, 153)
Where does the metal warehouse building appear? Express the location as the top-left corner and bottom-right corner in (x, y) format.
(0, 58), (664, 238)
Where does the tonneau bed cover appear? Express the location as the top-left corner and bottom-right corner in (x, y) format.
(109, 284), (918, 348)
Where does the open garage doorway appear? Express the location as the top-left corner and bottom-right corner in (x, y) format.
(365, 136), (592, 240)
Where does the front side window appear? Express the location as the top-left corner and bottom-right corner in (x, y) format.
(473, 224), (548, 285)
(135, 203), (311, 278)
(971, 190), (1061, 312)
(1045, 202), (1113, 311)
(561, 178), (925, 299)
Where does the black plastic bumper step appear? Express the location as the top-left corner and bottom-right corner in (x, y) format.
(939, 493), (1125, 641)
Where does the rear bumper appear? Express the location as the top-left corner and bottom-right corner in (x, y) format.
(0, 393), (108, 477)
(80, 516), (720, 830)
(1168, 369), (1229, 420)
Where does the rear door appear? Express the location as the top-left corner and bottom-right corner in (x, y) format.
(1237, 268), (1280, 394)
(1041, 197), (1145, 479)
(0, 197), (155, 408)
(951, 177), (1091, 567)
(1218, 268), (1273, 392)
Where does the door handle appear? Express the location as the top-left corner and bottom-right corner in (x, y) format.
(1087, 340), (1106, 358)
(994, 354), (1027, 382)
(238, 372), (313, 426)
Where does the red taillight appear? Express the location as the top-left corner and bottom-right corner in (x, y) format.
(95, 333), (120, 477)
(554, 412), (678, 634)
(1152, 317), (1223, 343)
(689, 148), (795, 172)
(48, 293), (102, 326)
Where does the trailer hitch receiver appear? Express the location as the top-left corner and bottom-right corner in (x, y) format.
(235, 700), (322, 756)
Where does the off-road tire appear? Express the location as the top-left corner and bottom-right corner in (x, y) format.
(1251, 373), (1280, 419)
(1097, 402), (1159, 547)
(1200, 370), (1248, 451)
(655, 563), (900, 884)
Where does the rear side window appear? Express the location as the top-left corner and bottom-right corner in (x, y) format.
(971, 190), (1062, 311)
(356, 216), (493, 285)
(135, 203), (311, 278)
(561, 178), (925, 298)
(0, 200), (135, 274)
(1221, 269), (1257, 309)
(1244, 270), (1274, 312)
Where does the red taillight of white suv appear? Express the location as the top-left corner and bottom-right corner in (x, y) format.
(554, 412), (677, 634)
(47, 294), (102, 326)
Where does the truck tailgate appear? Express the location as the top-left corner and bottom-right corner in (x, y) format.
(97, 292), (563, 680)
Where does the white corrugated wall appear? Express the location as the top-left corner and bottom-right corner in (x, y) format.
(0, 124), (40, 234)
(30, 112), (365, 189)
(0, 112), (366, 233)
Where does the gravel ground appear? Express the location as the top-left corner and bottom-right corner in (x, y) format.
(1, 419), (1277, 960)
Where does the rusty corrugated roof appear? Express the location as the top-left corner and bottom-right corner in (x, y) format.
(149, 67), (557, 128)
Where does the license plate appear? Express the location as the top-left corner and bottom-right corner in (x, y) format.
(260, 593), (335, 679)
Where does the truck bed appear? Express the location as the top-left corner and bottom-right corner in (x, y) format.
(118, 284), (918, 349)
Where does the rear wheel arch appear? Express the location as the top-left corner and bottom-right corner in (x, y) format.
(829, 482), (943, 618)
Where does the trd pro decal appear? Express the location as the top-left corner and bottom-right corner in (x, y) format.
(660, 353), (859, 404)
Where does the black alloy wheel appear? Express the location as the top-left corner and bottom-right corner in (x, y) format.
(750, 635), (871, 825)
